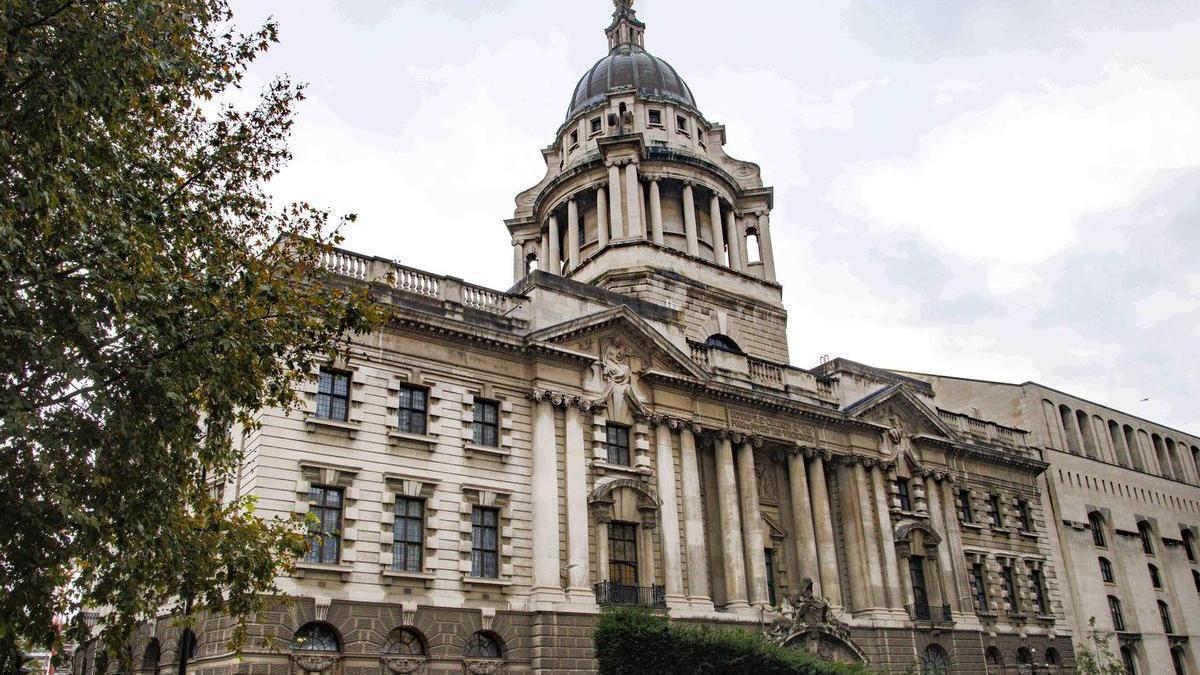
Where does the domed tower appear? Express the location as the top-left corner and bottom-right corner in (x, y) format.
(507, 0), (787, 363)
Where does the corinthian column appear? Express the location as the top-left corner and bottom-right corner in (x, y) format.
(682, 183), (699, 255)
(566, 198), (580, 271)
(546, 215), (560, 275)
(678, 426), (711, 607)
(853, 461), (885, 608)
(530, 396), (564, 603)
(563, 403), (590, 600)
(838, 459), (868, 611)
(736, 440), (769, 608)
(714, 435), (749, 610)
(710, 195), (726, 266)
(597, 186), (610, 249)
(624, 163), (643, 238)
(649, 178), (664, 245)
(655, 422), (685, 604)
(869, 464), (902, 609)
(787, 451), (819, 591)
(926, 476), (961, 613)
(808, 453), (841, 607)
(607, 163), (624, 238)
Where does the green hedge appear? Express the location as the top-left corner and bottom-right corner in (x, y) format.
(594, 607), (869, 675)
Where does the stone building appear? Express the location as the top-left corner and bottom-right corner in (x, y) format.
(893, 373), (1200, 673)
(77, 2), (1198, 675)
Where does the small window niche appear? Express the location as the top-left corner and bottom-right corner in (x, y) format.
(647, 109), (663, 127)
(675, 114), (689, 135)
(590, 116), (603, 136)
(568, 129), (579, 149)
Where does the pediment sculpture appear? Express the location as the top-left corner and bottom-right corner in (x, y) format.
(767, 578), (867, 665)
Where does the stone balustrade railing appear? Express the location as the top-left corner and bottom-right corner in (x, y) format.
(937, 408), (1031, 454)
(317, 246), (518, 318)
(687, 341), (837, 403)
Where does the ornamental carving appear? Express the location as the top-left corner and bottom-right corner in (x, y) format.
(755, 453), (778, 505)
(766, 579), (867, 666)
(381, 656), (425, 675)
(292, 654), (339, 674)
(462, 658), (503, 675)
(590, 340), (648, 425)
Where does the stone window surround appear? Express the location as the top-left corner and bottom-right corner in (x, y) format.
(461, 385), (515, 460)
(294, 461), (361, 579)
(380, 473), (442, 584)
(385, 369), (443, 449)
(301, 361), (367, 434)
(458, 484), (515, 587)
(590, 411), (652, 476)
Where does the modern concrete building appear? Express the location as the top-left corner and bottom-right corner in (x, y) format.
(896, 373), (1200, 674)
(75, 2), (1197, 674)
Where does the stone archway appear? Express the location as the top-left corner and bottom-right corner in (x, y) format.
(782, 628), (868, 666)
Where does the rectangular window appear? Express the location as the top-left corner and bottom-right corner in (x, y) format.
(1110, 596), (1126, 632)
(569, 129), (579, 148)
(648, 109), (662, 126)
(590, 116), (602, 135)
(305, 486), (343, 564)
(605, 423), (631, 466)
(470, 507), (499, 578)
(896, 479), (911, 511)
(676, 114), (688, 134)
(392, 497), (424, 572)
(969, 562), (989, 612)
(1138, 523), (1154, 555)
(957, 490), (974, 523)
(989, 494), (1004, 528)
(1149, 564), (1162, 589)
(1002, 564), (1019, 613)
(1159, 601), (1174, 634)
(1099, 557), (1115, 583)
(1018, 499), (1033, 531)
(396, 385), (428, 435)
(1030, 566), (1048, 615)
(909, 557), (930, 620)
(1090, 512), (1107, 547)
(472, 399), (500, 447)
(608, 522), (639, 586)
(316, 368), (351, 421)
(764, 549), (777, 606)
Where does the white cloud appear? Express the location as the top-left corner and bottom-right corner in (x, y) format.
(1134, 288), (1200, 328)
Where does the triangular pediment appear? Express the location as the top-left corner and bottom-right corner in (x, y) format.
(843, 383), (956, 441)
(527, 306), (708, 381)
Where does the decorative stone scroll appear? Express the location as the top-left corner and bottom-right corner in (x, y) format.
(728, 409), (817, 444)
(766, 578), (867, 665)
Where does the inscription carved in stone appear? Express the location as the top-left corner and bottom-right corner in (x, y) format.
(729, 409), (816, 444)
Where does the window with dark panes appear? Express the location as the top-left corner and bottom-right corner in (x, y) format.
(969, 562), (988, 612)
(648, 109), (662, 126)
(764, 549), (777, 606)
(392, 497), (424, 572)
(1089, 511), (1106, 547)
(957, 490), (974, 523)
(316, 368), (350, 421)
(608, 522), (639, 586)
(1120, 645), (1136, 674)
(1193, 569), (1200, 594)
(1001, 564), (1019, 613)
(1159, 600), (1174, 634)
(471, 507), (499, 578)
(1100, 557), (1115, 584)
(396, 385), (428, 435)
(989, 494), (1004, 528)
(305, 486), (342, 564)
(605, 423), (631, 466)
(1183, 529), (1196, 562)
(1149, 564), (1162, 589)
(1138, 521), (1154, 555)
(472, 400), (500, 447)
(590, 116), (602, 135)
(896, 479), (911, 511)
(1109, 595), (1125, 631)
(1030, 566), (1048, 614)
(1018, 499), (1033, 531)
(908, 556), (930, 620)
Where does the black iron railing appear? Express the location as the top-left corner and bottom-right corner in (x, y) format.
(594, 581), (666, 608)
(913, 598), (931, 621)
(941, 604), (953, 622)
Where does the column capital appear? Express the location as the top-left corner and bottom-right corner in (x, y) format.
(528, 388), (603, 412)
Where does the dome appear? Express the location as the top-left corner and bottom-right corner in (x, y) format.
(565, 45), (696, 121)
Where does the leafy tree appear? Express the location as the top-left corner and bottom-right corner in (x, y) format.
(0, 0), (378, 669)
(1074, 617), (1128, 675)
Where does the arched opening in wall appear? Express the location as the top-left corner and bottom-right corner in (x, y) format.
(589, 479), (662, 606)
(1124, 425), (1145, 470)
(1045, 646), (1061, 671)
(463, 631), (504, 670)
(1165, 438), (1186, 481)
(1119, 645), (1138, 674)
(1108, 419), (1130, 467)
(1099, 556), (1114, 583)
(1152, 433), (1171, 478)
(381, 627), (426, 671)
(177, 629), (197, 664)
(1015, 646), (1032, 668)
(525, 252), (539, 274)
(1192, 446), (1200, 483)
(704, 333), (741, 353)
(984, 646), (1003, 667)
(1058, 405), (1082, 455)
(1088, 511), (1107, 548)
(1076, 409), (1098, 458)
(293, 623), (340, 653)
(1138, 520), (1155, 555)
(141, 639), (160, 675)
(1158, 600), (1174, 634)
(1108, 595), (1126, 631)
(919, 643), (950, 675)
(745, 226), (761, 264)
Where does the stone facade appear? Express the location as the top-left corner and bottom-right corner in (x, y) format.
(74, 3), (1198, 674)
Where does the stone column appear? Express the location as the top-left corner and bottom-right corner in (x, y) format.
(639, 523), (656, 588)
(869, 464), (903, 609)
(679, 426), (712, 607)
(566, 198), (580, 271)
(512, 240), (524, 283)
(539, 231), (548, 270)
(757, 211), (776, 281)
(546, 215), (560, 275)
(853, 461), (885, 609)
(736, 440), (769, 608)
(682, 183), (699, 256)
(655, 422), (685, 604)
(787, 451), (819, 592)
(737, 216), (750, 270)
(714, 435), (749, 610)
(710, 195), (726, 266)
(596, 520), (610, 582)
(607, 163), (624, 238)
(563, 404), (590, 600)
(838, 459), (868, 611)
(726, 210), (744, 273)
(808, 453), (841, 606)
(624, 163), (643, 238)
(597, 186), (610, 249)
(649, 178), (664, 245)
(530, 396), (564, 603)
(925, 475), (959, 613)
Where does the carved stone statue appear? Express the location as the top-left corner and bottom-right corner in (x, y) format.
(599, 342), (644, 423)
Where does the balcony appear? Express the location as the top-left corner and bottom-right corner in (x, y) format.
(911, 601), (953, 624)
(594, 581), (666, 609)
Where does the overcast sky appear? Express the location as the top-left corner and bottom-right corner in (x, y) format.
(229, 0), (1200, 434)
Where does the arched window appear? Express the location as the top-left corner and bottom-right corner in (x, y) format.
(1120, 645), (1138, 675)
(1149, 563), (1162, 588)
(704, 333), (741, 353)
(141, 639), (160, 675)
(1016, 646), (1032, 665)
(1045, 647), (1061, 668)
(463, 631), (503, 659)
(1192, 569), (1200, 594)
(1138, 521), (1155, 555)
(382, 628), (425, 656)
(1183, 529), (1196, 562)
(525, 252), (539, 274)
(1099, 557), (1114, 584)
(919, 643), (950, 675)
(293, 623), (340, 653)
(1158, 600), (1174, 634)
(1088, 511), (1106, 547)
(985, 646), (1003, 666)
(745, 227), (761, 264)
(1108, 595), (1125, 632)
(177, 629), (197, 662)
